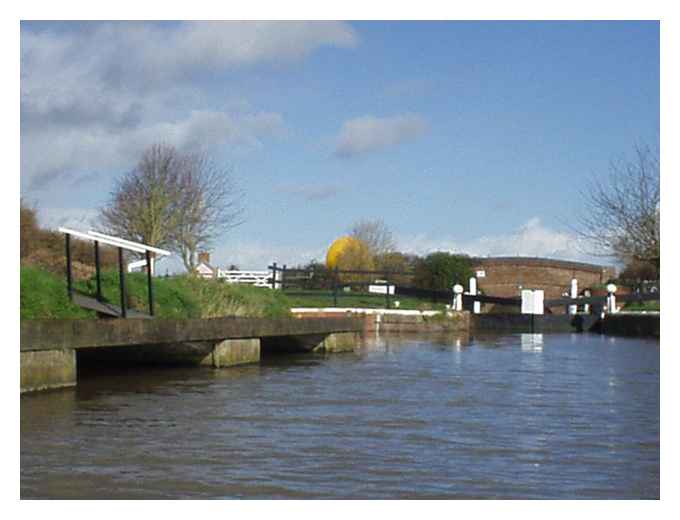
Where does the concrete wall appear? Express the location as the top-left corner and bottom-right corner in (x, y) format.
(291, 309), (469, 335)
(318, 332), (361, 353)
(20, 316), (364, 393)
(260, 331), (360, 355)
(212, 339), (261, 367)
(601, 313), (660, 338)
(375, 312), (469, 334)
(76, 339), (262, 369)
(21, 349), (76, 393)
(471, 313), (600, 333)
(21, 316), (362, 352)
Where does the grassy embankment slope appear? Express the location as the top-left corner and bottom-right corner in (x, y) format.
(20, 266), (447, 320)
(20, 266), (292, 320)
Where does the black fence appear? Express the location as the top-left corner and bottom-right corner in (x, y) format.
(268, 263), (457, 309)
(267, 263), (660, 313)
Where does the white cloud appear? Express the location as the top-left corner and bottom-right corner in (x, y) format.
(334, 114), (428, 158)
(37, 206), (100, 231)
(397, 218), (600, 263)
(22, 108), (285, 191)
(21, 21), (357, 190)
(207, 241), (326, 271)
(21, 22), (358, 93)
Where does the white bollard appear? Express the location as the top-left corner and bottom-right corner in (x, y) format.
(469, 277), (480, 314)
(453, 284), (464, 311)
(569, 278), (578, 315)
(606, 283), (618, 314)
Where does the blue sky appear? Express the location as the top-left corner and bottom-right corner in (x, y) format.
(20, 21), (659, 271)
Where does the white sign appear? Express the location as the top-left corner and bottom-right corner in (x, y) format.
(521, 289), (544, 315)
(369, 282), (395, 295)
(476, 270), (486, 278)
(521, 290), (534, 314)
(533, 290), (544, 315)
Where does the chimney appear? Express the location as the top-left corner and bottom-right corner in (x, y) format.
(198, 251), (210, 265)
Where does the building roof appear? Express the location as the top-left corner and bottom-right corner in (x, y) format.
(195, 262), (215, 274)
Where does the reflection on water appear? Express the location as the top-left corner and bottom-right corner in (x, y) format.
(521, 333), (544, 352)
(21, 332), (659, 499)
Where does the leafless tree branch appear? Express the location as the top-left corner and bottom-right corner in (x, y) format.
(572, 144), (659, 272)
(99, 144), (244, 272)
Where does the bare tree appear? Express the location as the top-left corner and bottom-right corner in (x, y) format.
(100, 143), (183, 249)
(99, 143), (244, 272)
(173, 153), (244, 272)
(574, 145), (660, 271)
(349, 218), (396, 258)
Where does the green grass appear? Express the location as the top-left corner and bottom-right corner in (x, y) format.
(21, 266), (292, 320)
(282, 290), (447, 311)
(21, 266), (96, 319)
(623, 300), (660, 312)
(20, 267), (448, 320)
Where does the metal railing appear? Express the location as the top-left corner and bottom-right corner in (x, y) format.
(267, 264), (448, 309)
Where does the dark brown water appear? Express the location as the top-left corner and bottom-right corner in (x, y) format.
(20, 332), (660, 499)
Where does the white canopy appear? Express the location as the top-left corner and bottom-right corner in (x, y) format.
(58, 228), (172, 256)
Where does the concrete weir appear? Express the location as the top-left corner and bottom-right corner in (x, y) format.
(20, 317), (362, 393)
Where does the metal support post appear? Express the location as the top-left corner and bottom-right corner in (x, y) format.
(65, 233), (73, 300)
(118, 247), (127, 318)
(271, 262), (277, 290)
(94, 240), (102, 301)
(333, 266), (339, 307)
(146, 250), (154, 316)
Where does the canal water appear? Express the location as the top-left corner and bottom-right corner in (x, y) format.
(20, 332), (659, 499)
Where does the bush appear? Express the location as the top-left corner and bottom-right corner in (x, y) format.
(413, 252), (473, 291)
(20, 199), (118, 276)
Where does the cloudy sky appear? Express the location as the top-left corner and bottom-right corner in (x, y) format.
(20, 21), (659, 271)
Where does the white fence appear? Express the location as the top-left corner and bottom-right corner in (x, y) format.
(217, 269), (272, 288)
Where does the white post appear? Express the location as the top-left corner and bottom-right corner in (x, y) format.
(469, 277), (480, 314)
(606, 283), (618, 314)
(453, 284), (463, 311)
(569, 278), (578, 315)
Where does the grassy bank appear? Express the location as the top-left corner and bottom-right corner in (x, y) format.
(20, 266), (292, 320)
(622, 300), (660, 312)
(20, 266), (448, 320)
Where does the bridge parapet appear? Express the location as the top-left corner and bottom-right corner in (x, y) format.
(20, 316), (363, 393)
(20, 316), (362, 352)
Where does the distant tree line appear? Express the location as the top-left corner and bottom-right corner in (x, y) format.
(286, 218), (473, 292)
